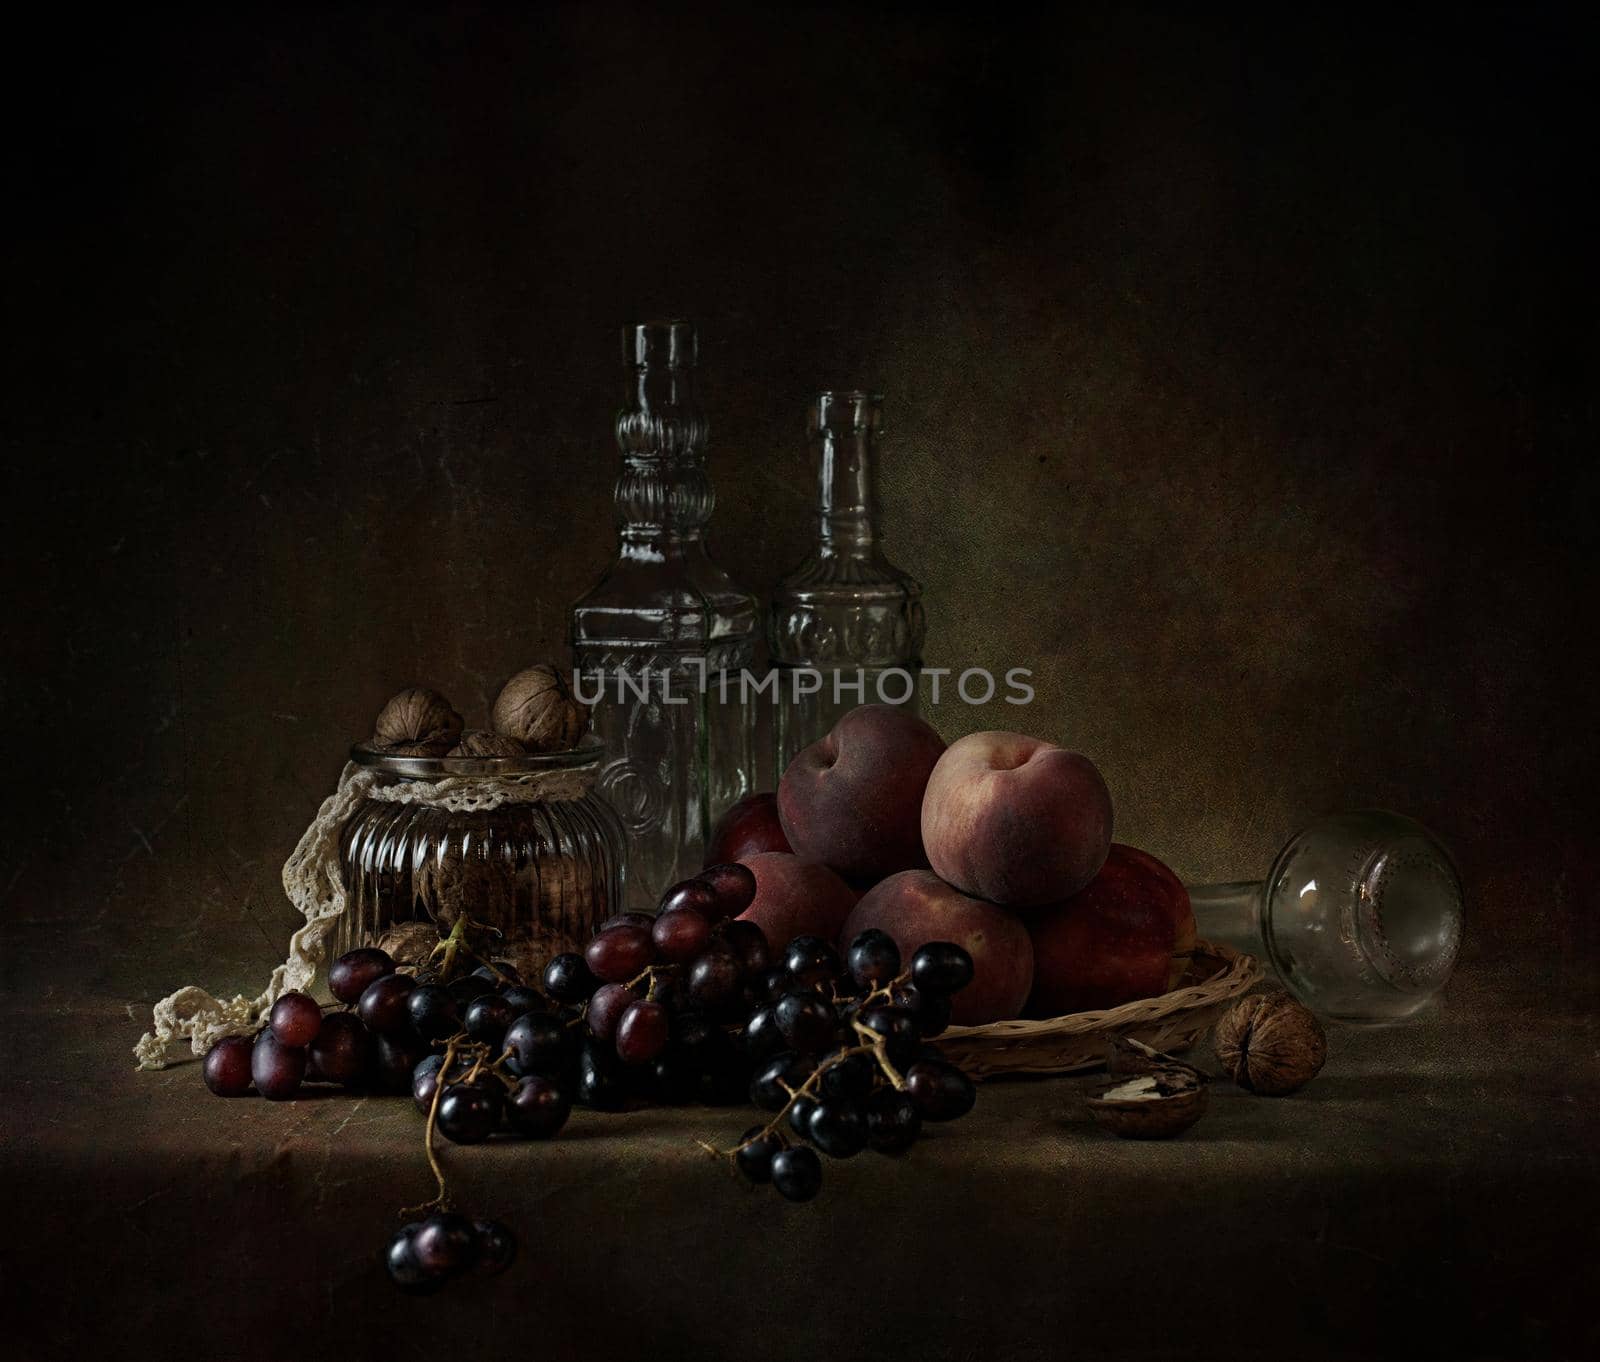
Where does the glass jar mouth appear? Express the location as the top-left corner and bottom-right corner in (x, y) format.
(349, 735), (604, 779)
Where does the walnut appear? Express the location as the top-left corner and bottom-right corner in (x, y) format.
(1087, 1067), (1208, 1139)
(1213, 992), (1327, 1095)
(371, 687), (463, 755)
(491, 665), (589, 752)
(448, 730), (527, 758)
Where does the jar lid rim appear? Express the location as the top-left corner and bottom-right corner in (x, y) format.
(349, 736), (604, 777)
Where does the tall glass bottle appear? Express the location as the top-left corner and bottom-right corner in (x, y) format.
(570, 321), (758, 909)
(769, 391), (926, 773)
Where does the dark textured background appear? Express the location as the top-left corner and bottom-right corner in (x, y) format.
(4, 0), (1595, 1010)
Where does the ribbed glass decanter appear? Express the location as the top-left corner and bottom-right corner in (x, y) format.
(769, 391), (925, 773)
(570, 321), (758, 909)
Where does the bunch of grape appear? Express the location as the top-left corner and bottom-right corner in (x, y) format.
(385, 1212), (516, 1296)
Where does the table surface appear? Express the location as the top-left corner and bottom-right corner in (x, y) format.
(3, 960), (1597, 1362)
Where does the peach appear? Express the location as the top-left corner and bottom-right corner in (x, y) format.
(777, 704), (946, 883)
(842, 869), (1033, 1026)
(706, 792), (791, 866)
(920, 731), (1113, 908)
(735, 851), (858, 954)
(1024, 843), (1195, 1017)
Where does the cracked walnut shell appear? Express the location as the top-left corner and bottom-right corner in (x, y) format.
(371, 687), (463, 755)
(1213, 992), (1327, 1095)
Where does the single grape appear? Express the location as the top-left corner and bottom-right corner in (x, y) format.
(268, 991), (323, 1048)
(585, 925), (655, 983)
(464, 993), (516, 1048)
(770, 1146), (823, 1202)
(407, 983), (463, 1043)
(356, 973), (418, 1037)
(847, 929), (902, 991)
(819, 1050), (875, 1102)
(658, 878), (720, 919)
(202, 1035), (254, 1097)
(251, 1030), (306, 1101)
(500, 985), (547, 1019)
(329, 947), (395, 1005)
(438, 1083), (503, 1144)
(448, 973), (497, 1006)
(892, 982), (953, 1038)
(586, 982), (637, 1042)
(905, 1060), (977, 1121)
(506, 1074), (572, 1138)
(384, 1225), (445, 1295)
(719, 919), (770, 975)
(473, 960), (523, 987)
(576, 1039), (627, 1111)
(741, 1006), (784, 1060)
(774, 992), (837, 1054)
(599, 910), (656, 931)
(735, 1126), (783, 1184)
(652, 907), (712, 963)
(472, 1220), (517, 1276)
(543, 952), (600, 1003)
(697, 861), (757, 919)
(307, 1012), (372, 1086)
(504, 1013), (575, 1079)
(686, 948), (742, 1007)
(615, 999), (670, 1064)
(750, 1052), (813, 1112)
(910, 942), (975, 998)
(374, 1034), (427, 1093)
(758, 966), (794, 1002)
(866, 1088), (922, 1153)
(412, 1212), (479, 1276)
(784, 936), (842, 990)
(787, 1093), (820, 1138)
(857, 1006), (920, 1067)
(807, 1099), (869, 1158)
(411, 1053), (456, 1114)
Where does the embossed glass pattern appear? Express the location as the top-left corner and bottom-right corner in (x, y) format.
(769, 391), (925, 772)
(570, 321), (758, 909)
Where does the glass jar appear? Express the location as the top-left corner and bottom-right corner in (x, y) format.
(336, 742), (624, 976)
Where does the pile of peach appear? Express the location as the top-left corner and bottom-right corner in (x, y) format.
(710, 705), (1196, 1027)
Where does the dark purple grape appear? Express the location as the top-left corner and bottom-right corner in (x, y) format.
(819, 1051), (875, 1102)
(506, 1075), (571, 1138)
(751, 1052), (813, 1111)
(658, 878), (720, 919)
(500, 985), (547, 1019)
(599, 910), (656, 931)
(412, 1212), (479, 1276)
(866, 1088), (922, 1153)
(910, 942), (975, 997)
(892, 982), (953, 1038)
(464, 993), (516, 1048)
(375, 1034), (427, 1093)
(687, 948), (742, 1007)
(586, 982), (637, 1042)
(784, 936), (842, 990)
(652, 907), (712, 963)
(787, 1093), (820, 1138)
(807, 1099), (869, 1158)
(307, 1012), (372, 1086)
(697, 862), (757, 919)
(719, 919), (770, 975)
(847, 929), (902, 991)
(770, 1146), (823, 1202)
(758, 966), (793, 1002)
(251, 1030), (306, 1101)
(775, 993), (836, 1054)
(615, 1000), (669, 1064)
(585, 925), (655, 983)
(857, 1006), (920, 1067)
(905, 1060), (977, 1120)
(576, 1039), (627, 1111)
(407, 984), (462, 1043)
(268, 991), (323, 1048)
(735, 1126), (783, 1184)
(543, 952), (599, 1003)
(411, 1053), (456, 1114)
(473, 1220), (517, 1276)
(448, 973), (497, 1006)
(202, 1036), (254, 1096)
(473, 961), (523, 987)
(329, 947), (395, 1005)
(356, 973), (418, 1036)
(741, 1006), (784, 1060)
(438, 1083), (502, 1144)
(504, 1014), (575, 1079)
(385, 1225), (445, 1295)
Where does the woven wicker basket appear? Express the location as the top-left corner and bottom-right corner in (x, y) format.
(932, 941), (1262, 1079)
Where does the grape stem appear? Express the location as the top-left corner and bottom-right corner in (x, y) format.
(404, 1035), (462, 1217)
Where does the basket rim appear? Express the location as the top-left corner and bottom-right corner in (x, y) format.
(939, 940), (1261, 1042)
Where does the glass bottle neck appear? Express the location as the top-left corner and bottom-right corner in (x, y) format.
(614, 337), (712, 548)
(811, 392), (883, 559)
